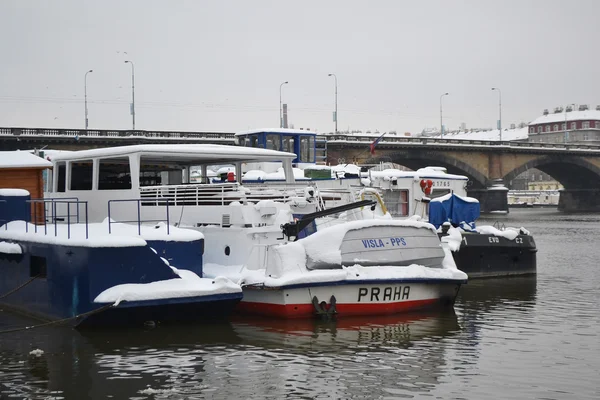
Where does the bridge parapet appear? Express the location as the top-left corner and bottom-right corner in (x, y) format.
(322, 133), (600, 153)
(0, 127), (235, 142)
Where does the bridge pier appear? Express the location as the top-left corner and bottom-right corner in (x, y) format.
(467, 184), (509, 214)
(558, 189), (600, 212)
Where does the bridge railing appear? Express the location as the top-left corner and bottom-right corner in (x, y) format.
(0, 127), (235, 141)
(321, 133), (600, 152)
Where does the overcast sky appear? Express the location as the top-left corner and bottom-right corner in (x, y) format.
(0, 0), (598, 135)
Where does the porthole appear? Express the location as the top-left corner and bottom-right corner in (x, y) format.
(224, 246), (231, 256)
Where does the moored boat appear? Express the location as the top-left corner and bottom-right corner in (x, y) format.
(42, 144), (467, 319)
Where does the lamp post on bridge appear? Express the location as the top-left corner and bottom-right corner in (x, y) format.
(328, 73), (338, 133)
(124, 60), (135, 131)
(84, 69), (93, 130)
(279, 81), (288, 128)
(440, 92), (449, 137)
(492, 87), (502, 142)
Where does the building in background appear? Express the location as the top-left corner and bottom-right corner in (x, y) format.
(528, 105), (600, 145)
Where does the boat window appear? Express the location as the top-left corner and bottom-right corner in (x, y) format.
(382, 189), (409, 217)
(43, 169), (53, 193)
(266, 134), (281, 151)
(70, 159), (93, 190)
(430, 189), (451, 199)
(139, 157), (184, 186)
(299, 136), (315, 162)
(98, 157), (132, 190)
(244, 136), (259, 148)
(56, 162), (66, 192)
(282, 136), (295, 154)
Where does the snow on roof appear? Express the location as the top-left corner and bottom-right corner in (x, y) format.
(0, 151), (52, 169)
(529, 109), (600, 125)
(429, 127), (528, 141)
(370, 167), (468, 181)
(50, 144), (297, 164)
(235, 128), (318, 136)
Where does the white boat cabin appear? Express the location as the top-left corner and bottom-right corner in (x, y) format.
(367, 166), (469, 218)
(46, 144), (300, 229)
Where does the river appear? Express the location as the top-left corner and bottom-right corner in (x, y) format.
(0, 209), (598, 399)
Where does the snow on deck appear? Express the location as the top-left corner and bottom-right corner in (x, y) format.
(0, 189), (30, 197)
(93, 273), (241, 304)
(0, 151), (52, 169)
(0, 241), (22, 254)
(0, 219), (203, 248)
(204, 219), (467, 286)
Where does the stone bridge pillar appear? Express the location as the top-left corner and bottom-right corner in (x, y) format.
(558, 189), (600, 212)
(467, 153), (508, 213)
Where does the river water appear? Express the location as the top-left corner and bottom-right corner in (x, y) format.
(0, 209), (598, 399)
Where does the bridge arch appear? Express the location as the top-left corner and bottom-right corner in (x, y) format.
(504, 155), (600, 189)
(368, 151), (488, 189)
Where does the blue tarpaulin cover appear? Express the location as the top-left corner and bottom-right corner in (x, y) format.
(429, 193), (480, 229)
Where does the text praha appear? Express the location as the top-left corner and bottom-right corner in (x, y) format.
(358, 286), (410, 302)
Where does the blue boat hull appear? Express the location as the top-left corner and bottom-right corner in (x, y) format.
(0, 237), (242, 327)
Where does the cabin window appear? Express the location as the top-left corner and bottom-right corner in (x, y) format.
(56, 162), (66, 192)
(299, 136), (315, 163)
(43, 168), (53, 193)
(98, 157), (132, 190)
(139, 157), (183, 186)
(382, 189), (409, 217)
(70, 159), (93, 190)
(245, 136), (259, 148)
(282, 136), (295, 154)
(266, 134), (281, 151)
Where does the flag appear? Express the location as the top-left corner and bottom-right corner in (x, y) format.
(370, 132), (386, 155)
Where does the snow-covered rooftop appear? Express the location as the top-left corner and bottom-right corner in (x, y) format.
(0, 151), (52, 169)
(529, 109), (600, 125)
(50, 144), (297, 164)
(428, 127), (528, 141)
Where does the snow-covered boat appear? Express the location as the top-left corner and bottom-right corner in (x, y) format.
(366, 166), (537, 278)
(0, 155), (242, 327)
(42, 144), (467, 319)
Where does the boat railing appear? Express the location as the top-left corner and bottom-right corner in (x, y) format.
(26, 199), (89, 239)
(139, 183), (298, 206)
(107, 198), (171, 236)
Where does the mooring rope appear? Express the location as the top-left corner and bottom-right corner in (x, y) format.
(0, 275), (41, 300)
(0, 303), (116, 334)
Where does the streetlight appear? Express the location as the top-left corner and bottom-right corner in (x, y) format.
(279, 81), (288, 128)
(124, 60), (135, 130)
(84, 69), (93, 130)
(491, 87), (502, 142)
(440, 92), (449, 137)
(328, 73), (338, 133)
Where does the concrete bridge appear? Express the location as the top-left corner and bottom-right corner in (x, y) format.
(2, 127), (600, 212)
(0, 127), (235, 150)
(324, 134), (600, 212)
